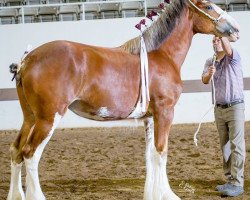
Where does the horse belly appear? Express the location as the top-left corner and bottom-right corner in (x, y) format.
(68, 100), (122, 121)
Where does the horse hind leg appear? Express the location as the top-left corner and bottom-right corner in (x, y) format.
(22, 112), (62, 200)
(143, 114), (180, 200)
(7, 144), (26, 200)
(8, 125), (35, 200)
(8, 85), (35, 200)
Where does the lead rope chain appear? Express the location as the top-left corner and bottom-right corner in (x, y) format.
(194, 54), (217, 146)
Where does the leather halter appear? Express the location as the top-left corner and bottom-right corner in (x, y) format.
(188, 0), (226, 24)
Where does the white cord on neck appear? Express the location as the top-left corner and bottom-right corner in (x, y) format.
(140, 36), (150, 112)
(194, 54), (217, 146)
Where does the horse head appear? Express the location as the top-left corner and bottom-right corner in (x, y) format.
(189, 0), (240, 42)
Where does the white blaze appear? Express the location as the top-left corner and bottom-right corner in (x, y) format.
(212, 4), (240, 31)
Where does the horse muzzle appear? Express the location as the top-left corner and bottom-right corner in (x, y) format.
(215, 11), (240, 42)
(215, 22), (240, 42)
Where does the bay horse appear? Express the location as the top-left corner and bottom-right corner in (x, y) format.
(8, 0), (240, 200)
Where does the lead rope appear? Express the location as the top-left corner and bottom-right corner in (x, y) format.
(140, 35), (150, 112)
(194, 54), (217, 146)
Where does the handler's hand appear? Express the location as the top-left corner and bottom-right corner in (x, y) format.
(208, 65), (216, 76)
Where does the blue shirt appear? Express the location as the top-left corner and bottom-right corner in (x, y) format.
(203, 48), (244, 104)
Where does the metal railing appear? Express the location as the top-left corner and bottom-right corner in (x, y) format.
(0, 0), (148, 24)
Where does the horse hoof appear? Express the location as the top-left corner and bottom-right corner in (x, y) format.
(162, 191), (181, 200)
(26, 192), (45, 200)
(7, 193), (26, 200)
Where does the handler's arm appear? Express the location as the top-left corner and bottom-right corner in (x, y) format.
(220, 37), (233, 57)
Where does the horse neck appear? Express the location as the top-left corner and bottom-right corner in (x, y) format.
(158, 8), (194, 71)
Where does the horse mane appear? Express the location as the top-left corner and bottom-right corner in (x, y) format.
(119, 0), (188, 54)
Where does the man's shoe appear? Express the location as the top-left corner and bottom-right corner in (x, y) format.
(216, 183), (230, 192)
(222, 185), (244, 197)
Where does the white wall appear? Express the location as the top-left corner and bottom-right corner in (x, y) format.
(0, 12), (249, 130)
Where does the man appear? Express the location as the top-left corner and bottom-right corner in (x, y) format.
(202, 36), (245, 197)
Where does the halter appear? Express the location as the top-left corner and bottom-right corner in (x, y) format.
(188, 0), (226, 24)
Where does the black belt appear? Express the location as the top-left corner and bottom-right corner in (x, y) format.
(216, 100), (244, 109)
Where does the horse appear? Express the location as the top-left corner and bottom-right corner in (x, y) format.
(7, 0), (240, 199)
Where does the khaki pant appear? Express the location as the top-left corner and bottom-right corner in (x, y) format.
(214, 102), (245, 187)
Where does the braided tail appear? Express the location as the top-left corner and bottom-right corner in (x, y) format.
(9, 63), (20, 81)
(9, 44), (33, 82)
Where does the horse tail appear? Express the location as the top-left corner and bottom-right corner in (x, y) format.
(9, 66), (35, 163)
(15, 62), (35, 124)
(9, 63), (21, 82)
(16, 78), (34, 118)
(9, 63), (20, 73)
(9, 45), (32, 82)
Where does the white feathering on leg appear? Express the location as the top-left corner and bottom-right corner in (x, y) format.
(7, 161), (26, 200)
(144, 117), (181, 200)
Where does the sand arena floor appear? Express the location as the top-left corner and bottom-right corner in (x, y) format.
(0, 122), (249, 200)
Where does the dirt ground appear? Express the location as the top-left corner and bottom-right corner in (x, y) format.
(0, 122), (249, 200)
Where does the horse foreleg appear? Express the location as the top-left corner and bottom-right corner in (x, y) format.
(143, 117), (154, 199)
(143, 108), (180, 200)
(22, 113), (61, 200)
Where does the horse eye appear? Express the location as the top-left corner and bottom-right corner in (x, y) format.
(206, 5), (213, 11)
